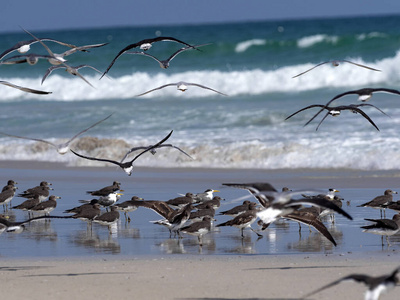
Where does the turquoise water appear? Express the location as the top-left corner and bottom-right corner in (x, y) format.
(0, 15), (400, 170)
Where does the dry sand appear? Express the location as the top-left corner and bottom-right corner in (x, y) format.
(1, 254), (399, 300)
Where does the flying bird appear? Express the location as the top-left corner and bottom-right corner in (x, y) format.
(100, 36), (200, 78)
(135, 81), (228, 97)
(41, 64), (105, 87)
(292, 59), (381, 78)
(285, 103), (388, 131)
(124, 43), (210, 69)
(120, 143), (193, 163)
(0, 35), (81, 60)
(302, 88), (400, 126)
(70, 130), (173, 175)
(0, 113), (113, 155)
(0, 80), (51, 95)
(304, 266), (400, 300)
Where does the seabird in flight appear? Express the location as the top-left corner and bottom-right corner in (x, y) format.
(285, 103), (388, 131)
(304, 266), (400, 300)
(0, 80), (51, 95)
(292, 59), (381, 78)
(124, 43), (210, 69)
(0, 113), (113, 155)
(100, 36), (200, 78)
(135, 81), (228, 97)
(70, 130), (173, 175)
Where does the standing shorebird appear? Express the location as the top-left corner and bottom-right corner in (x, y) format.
(358, 189), (398, 218)
(181, 216), (213, 246)
(361, 213), (400, 246)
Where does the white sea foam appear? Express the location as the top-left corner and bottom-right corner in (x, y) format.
(297, 34), (339, 48)
(1, 49), (400, 102)
(235, 39), (267, 53)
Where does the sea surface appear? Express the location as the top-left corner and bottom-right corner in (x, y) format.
(0, 15), (400, 170)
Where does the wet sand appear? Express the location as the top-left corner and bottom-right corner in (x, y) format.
(1, 254), (399, 299)
(1, 160), (400, 299)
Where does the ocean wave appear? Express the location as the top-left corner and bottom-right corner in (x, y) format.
(235, 39), (267, 53)
(297, 34), (339, 48)
(1, 134), (400, 171)
(1, 49), (400, 101)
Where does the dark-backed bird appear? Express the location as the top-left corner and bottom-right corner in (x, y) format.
(0, 185), (17, 210)
(304, 266), (400, 300)
(361, 214), (400, 246)
(166, 192), (194, 209)
(358, 189), (398, 218)
(285, 103), (388, 131)
(283, 209), (337, 246)
(125, 43), (209, 69)
(64, 199), (99, 214)
(135, 81), (228, 97)
(100, 36), (200, 78)
(181, 216), (212, 246)
(30, 195), (60, 216)
(120, 144), (193, 164)
(216, 203), (262, 238)
(70, 130), (173, 175)
(292, 59), (380, 78)
(0, 113), (113, 155)
(218, 200), (255, 217)
(93, 206), (120, 230)
(87, 181), (121, 197)
(0, 80), (51, 95)
(300, 88), (400, 127)
(195, 196), (224, 210)
(113, 196), (143, 222)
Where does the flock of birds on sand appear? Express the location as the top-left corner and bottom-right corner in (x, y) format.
(0, 27), (400, 299)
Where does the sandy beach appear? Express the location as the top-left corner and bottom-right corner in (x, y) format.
(1, 161), (400, 299)
(1, 254), (399, 299)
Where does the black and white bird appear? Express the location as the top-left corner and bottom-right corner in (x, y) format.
(120, 144), (193, 164)
(30, 195), (61, 216)
(300, 88), (400, 127)
(0, 113), (113, 155)
(135, 81), (228, 97)
(87, 181), (121, 197)
(70, 130), (173, 176)
(285, 103), (388, 131)
(361, 214), (400, 246)
(93, 206), (120, 231)
(181, 216), (213, 246)
(216, 203), (262, 238)
(125, 43), (209, 69)
(166, 193), (195, 209)
(292, 59), (381, 78)
(0, 80), (51, 95)
(100, 36), (200, 78)
(304, 266), (400, 300)
(358, 189), (398, 218)
(113, 196), (143, 222)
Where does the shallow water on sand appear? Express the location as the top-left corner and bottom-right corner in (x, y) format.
(1, 162), (399, 258)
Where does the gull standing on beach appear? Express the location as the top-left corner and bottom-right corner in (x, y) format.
(358, 189), (398, 218)
(0, 113), (113, 155)
(135, 81), (228, 97)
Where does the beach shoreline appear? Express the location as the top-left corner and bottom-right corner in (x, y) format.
(1, 160), (400, 299)
(1, 254), (399, 299)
